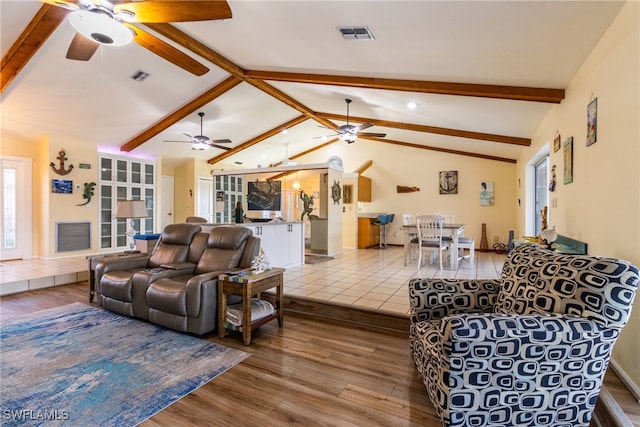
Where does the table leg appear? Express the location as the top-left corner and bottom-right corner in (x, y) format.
(277, 275), (283, 327)
(89, 274), (95, 302)
(218, 285), (228, 339)
(242, 283), (252, 345)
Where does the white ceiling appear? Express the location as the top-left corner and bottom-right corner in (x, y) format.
(0, 1), (625, 168)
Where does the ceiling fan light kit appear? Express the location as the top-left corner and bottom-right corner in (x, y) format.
(163, 112), (232, 151)
(316, 98), (386, 143)
(68, 10), (134, 46)
(339, 132), (357, 144)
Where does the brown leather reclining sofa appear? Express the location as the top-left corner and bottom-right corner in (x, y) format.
(95, 224), (260, 335)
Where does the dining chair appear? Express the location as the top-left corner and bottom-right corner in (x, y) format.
(416, 214), (448, 271)
(402, 214), (418, 265)
(439, 213), (475, 262)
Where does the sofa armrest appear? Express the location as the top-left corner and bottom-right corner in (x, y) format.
(94, 256), (150, 282)
(409, 278), (499, 322)
(185, 271), (226, 317)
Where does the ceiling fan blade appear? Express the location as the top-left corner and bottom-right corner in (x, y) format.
(210, 144), (232, 151)
(66, 32), (99, 61)
(115, 1), (232, 23)
(125, 24), (209, 76)
(163, 140), (194, 143)
(356, 123), (374, 131)
(359, 132), (387, 138)
(210, 139), (232, 144)
(313, 134), (339, 139)
(182, 133), (194, 139)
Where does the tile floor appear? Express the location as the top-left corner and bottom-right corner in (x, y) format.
(0, 246), (506, 315)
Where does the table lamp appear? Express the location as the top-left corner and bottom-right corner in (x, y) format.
(115, 200), (148, 253)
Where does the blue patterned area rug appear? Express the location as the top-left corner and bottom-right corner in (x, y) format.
(0, 303), (250, 426)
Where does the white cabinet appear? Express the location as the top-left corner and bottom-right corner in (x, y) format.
(243, 222), (303, 268)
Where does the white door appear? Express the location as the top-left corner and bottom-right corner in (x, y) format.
(197, 178), (213, 222)
(161, 176), (174, 230)
(0, 157), (32, 261)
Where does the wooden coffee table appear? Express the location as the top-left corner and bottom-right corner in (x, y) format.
(218, 268), (285, 345)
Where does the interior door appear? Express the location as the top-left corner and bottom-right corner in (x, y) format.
(161, 176), (174, 230)
(1, 157), (32, 261)
(197, 178), (213, 222)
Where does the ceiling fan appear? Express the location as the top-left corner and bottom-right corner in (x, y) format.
(164, 112), (232, 151)
(39, 0), (232, 76)
(316, 98), (386, 143)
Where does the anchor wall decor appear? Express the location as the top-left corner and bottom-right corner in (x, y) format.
(50, 148), (74, 176)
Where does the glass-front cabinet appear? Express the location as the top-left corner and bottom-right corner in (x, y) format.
(214, 175), (243, 223)
(99, 155), (156, 250)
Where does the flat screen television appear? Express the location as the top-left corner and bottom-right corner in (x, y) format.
(247, 181), (281, 211)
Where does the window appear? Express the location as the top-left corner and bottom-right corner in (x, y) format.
(99, 155), (156, 250)
(534, 156), (549, 236)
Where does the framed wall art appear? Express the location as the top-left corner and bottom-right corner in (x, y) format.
(587, 97), (597, 146)
(52, 179), (73, 194)
(480, 181), (494, 206)
(563, 137), (573, 184)
(439, 171), (458, 194)
(553, 133), (561, 152)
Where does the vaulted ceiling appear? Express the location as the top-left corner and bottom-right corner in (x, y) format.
(1, 1), (625, 169)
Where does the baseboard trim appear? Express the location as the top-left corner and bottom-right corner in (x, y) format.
(592, 385), (633, 427)
(610, 358), (640, 403)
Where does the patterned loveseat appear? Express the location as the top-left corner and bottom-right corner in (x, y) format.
(409, 244), (638, 427)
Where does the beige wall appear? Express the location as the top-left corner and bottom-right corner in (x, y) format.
(294, 142), (517, 248)
(516, 1), (639, 391)
(173, 159), (195, 223)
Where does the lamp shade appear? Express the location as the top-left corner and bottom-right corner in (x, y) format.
(115, 200), (148, 219)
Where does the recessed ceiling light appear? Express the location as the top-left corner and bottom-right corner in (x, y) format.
(407, 102), (418, 109)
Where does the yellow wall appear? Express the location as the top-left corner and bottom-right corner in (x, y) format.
(516, 1), (639, 390)
(46, 138), (99, 256)
(295, 143), (517, 248)
(173, 159), (195, 223)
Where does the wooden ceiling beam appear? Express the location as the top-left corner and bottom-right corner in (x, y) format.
(359, 136), (517, 164)
(355, 161), (373, 175)
(207, 115), (309, 164)
(315, 112), (530, 146)
(145, 23), (339, 133)
(120, 75), (241, 152)
(1, 5), (66, 94)
(245, 70), (565, 103)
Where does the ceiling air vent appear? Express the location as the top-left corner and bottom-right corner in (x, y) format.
(337, 26), (375, 40)
(234, 161), (243, 165)
(130, 70), (150, 82)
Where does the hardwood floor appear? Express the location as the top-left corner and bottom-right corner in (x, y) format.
(2, 282), (637, 426)
(0, 283), (441, 426)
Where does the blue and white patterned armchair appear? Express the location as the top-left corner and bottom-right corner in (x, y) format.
(409, 244), (638, 427)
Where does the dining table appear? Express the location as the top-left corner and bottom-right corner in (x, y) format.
(402, 222), (465, 269)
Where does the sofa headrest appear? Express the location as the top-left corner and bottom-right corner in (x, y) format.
(160, 224), (201, 245)
(208, 226), (252, 249)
